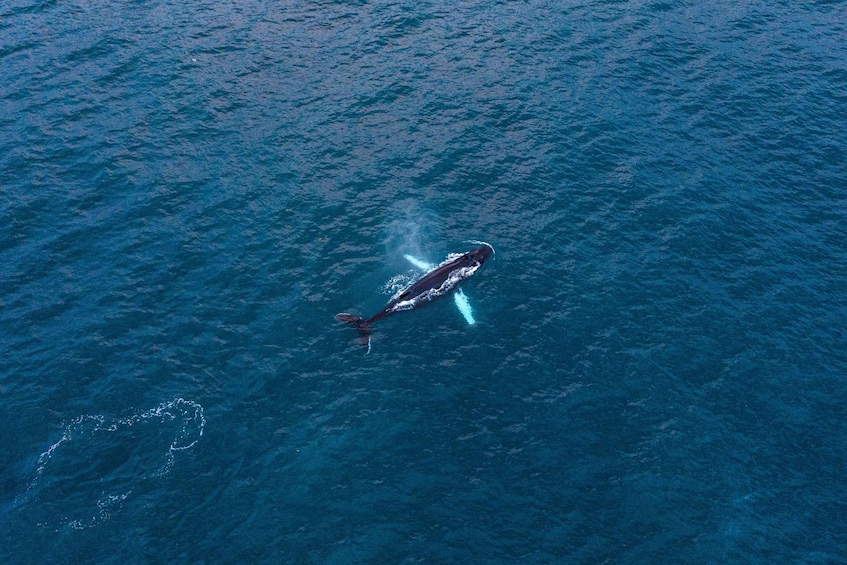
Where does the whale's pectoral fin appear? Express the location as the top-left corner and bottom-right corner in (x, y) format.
(403, 254), (434, 271)
(454, 289), (476, 325)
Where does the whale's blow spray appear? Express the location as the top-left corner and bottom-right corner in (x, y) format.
(384, 201), (436, 264)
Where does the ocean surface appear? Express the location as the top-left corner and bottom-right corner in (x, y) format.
(1, 0), (846, 562)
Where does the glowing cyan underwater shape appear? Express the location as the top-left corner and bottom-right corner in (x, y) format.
(453, 289), (475, 325)
(403, 254), (476, 325)
(403, 254), (432, 271)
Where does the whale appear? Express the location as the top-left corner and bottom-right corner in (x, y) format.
(336, 243), (494, 352)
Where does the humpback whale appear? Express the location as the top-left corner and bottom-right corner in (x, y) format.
(336, 243), (494, 352)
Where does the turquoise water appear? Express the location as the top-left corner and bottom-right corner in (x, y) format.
(2, 0), (846, 562)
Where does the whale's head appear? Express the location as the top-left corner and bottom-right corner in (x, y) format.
(468, 243), (494, 267)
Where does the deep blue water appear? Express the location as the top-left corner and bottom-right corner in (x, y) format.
(2, 0), (846, 562)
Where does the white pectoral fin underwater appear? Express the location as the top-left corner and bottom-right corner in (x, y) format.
(453, 289), (475, 325)
(336, 243), (494, 352)
(403, 254), (433, 271)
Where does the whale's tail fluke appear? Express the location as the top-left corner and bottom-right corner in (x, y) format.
(335, 313), (372, 353)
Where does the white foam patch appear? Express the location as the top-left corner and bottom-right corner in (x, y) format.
(20, 398), (205, 530)
(380, 272), (416, 299)
(442, 252), (466, 263)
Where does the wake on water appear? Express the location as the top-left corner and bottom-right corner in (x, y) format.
(17, 399), (205, 530)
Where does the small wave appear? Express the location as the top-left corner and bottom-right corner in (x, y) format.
(19, 398), (205, 530)
(464, 240), (495, 256)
